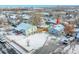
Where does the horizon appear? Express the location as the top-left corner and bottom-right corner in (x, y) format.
(0, 5), (78, 8)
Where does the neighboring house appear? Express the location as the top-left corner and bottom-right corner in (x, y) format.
(8, 14), (17, 25)
(41, 12), (50, 16)
(8, 14), (21, 26)
(21, 14), (31, 20)
(15, 23), (37, 36)
(48, 24), (64, 36)
(62, 14), (74, 20)
(45, 17), (57, 24)
(21, 14), (32, 23)
(9, 14), (17, 19)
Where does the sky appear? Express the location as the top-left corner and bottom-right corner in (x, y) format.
(0, 5), (56, 8)
(0, 5), (79, 8)
(0, 0), (79, 8)
(0, 0), (79, 5)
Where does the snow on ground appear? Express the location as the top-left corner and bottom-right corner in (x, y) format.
(62, 44), (79, 54)
(6, 33), (50, 51)
(26, 33), (49, 49)
(67, 44), (79, 54)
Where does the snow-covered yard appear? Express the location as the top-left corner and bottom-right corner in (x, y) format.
(62, 44), (79, 54)
(6, 33), (50, 52)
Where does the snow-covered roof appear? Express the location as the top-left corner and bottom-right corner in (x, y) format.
(22, 14), (31, 19)
(15, 23), (33, 31)
(54, 24), (64, 31)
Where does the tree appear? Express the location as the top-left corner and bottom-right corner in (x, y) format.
(30, 13), (42, 26)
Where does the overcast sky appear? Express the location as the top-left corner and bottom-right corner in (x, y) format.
(0, 0), (79, 5)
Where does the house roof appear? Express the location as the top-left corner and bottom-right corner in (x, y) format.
(15, 23), (33, 31)
(46, 17), (56, 24)
(52, 24), (64, 31)
(53, 24), (64, 31)
(22, 14), (31, 19)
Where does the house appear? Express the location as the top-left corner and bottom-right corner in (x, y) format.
(41, 12), (50, 16)
(8, 14), (17, 25)
(45, 17), (57, 24)
(48, 24), (64, 36)
(21, 14), (32, 23)
(15, 23), (37, 36)
(21, 14), (31, 20)
(9, 14), (17, 19)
